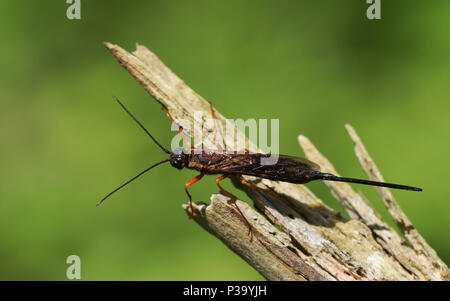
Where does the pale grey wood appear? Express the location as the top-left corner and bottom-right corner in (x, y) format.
(104, 42), (449, 281)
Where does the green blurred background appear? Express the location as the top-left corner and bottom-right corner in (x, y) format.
(0, 1), (448, 280)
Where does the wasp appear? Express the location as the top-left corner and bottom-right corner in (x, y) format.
(98, 96), (421, 233)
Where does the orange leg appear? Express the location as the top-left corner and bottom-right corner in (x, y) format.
(185, 173), (204, 218)
(162, 106), (194, 152)
(216, 174), (253, 235)
(238, 175), (291, 208)
(237, 148), (250, 154)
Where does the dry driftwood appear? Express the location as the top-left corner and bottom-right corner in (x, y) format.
(104, 42), (449, 281)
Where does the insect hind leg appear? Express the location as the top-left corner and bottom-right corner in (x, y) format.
(215, 174), (253, 236)
(238, 175), (291, 209)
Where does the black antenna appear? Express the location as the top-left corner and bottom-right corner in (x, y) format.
(113, 95), (170, 154)
(97, 159), (170, 206)
(317, 173), (422, 191)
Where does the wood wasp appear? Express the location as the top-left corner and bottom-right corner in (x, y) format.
(98, 96), (422, 234)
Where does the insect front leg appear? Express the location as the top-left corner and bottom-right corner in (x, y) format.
(185, 173), (204, 218)
(215, 174), (253, 236)
(162, 106), (195, 152)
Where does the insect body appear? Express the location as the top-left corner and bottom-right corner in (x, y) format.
(172, 149), (318, 181)
(173, 149), (420, 190)
(99, 96), (422, 234)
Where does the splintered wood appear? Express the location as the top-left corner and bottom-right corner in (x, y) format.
(105, 42), (449, 281)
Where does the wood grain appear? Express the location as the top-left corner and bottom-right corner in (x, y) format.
(104, 42), (449, 281)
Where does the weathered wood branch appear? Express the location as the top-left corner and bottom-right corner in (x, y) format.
(104, 42), (449, 281)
